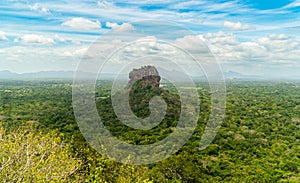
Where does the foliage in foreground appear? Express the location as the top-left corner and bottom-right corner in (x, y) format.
(0, 121), (82, 182)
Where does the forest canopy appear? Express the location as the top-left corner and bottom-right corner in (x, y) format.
(0, 80), (299, 182)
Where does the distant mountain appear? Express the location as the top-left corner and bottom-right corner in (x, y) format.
(0, 70), (118, 79)
(223, 71), (262, 80)
(22, 71), (75, 79)
(157, 68), (262, 80)
(0, 70), (78, 79)
(223, 71), (243, 79)
(0, 70), (264, 80)
(0, 70), (18, 78)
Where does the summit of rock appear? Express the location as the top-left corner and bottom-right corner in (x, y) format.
(128, 66), (160, 88)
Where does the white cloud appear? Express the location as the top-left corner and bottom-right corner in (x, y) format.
(200, 31), (238, 45)
(200, 31), (265, 63)
(60, 47), (88, 57)
(0, 31), (8, 41)
(268, 34), (290, 40)
(41, 7), (49, 14)
(29, 3), (50, 14)
(97, 1), (115, 8)
(106, 22), (135, 32)
(30, 3), (39, 11)
(54, 34), (66, 42)
(224, 21), (255, 31)
(105, 22), (118, 29)
(62, 18), (101, 30)
(13, 38), (19, 43)
(175, 35), (207, 52)
(239, 42), (268, 59)
(284, 0), (300, 8)
(72, 40), (81, 45)
(21, 34), (55, 45)
(200, 32), (300, 67)
(0, 45), (89, 73)
(190, 19), (204, 24)
(257, 34), (299, 53)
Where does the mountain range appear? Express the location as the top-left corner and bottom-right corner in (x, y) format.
(0, 70), (286, 80)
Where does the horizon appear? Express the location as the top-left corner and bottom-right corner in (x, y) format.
(1, 69), (300, 80)
(0, 1), (300, 78)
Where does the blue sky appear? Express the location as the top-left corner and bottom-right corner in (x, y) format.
(0, 0), (300, 78)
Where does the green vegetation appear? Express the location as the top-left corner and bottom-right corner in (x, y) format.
(0, 80), (299, 182)
(0, 121), (82, 182)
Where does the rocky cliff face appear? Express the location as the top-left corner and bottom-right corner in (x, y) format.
(128, 66), (160, 89)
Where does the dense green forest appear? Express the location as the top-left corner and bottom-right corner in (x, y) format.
(0, 79), (299, 182)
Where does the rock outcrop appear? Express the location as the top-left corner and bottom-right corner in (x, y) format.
(128, 66), (160, 89)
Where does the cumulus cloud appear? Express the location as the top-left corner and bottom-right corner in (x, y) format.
(106, 22), (134, 32)
(200, 31), (267, 63)
(257, 34), (298, 52)
(200, 32), (300, 66)
(0, 31), (8, 41)
(0, 45), (88, 72)
(62, 18), (101, 30)
(21, 34), (55, 45)
(60, 47), (88, 57)
(122, 36), (158, 55)
(200, 31), (238, 45)
(239, 42), (268, 59)
(224, 21), (254, 31)
(268, 34), (290, 40)
(175, 35), (207, 52)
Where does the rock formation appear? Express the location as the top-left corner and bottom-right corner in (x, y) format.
(128, 66), (160, 89)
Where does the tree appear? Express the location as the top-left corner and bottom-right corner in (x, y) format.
(0, 121), (82, 182)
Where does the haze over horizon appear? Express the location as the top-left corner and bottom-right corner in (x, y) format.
(1, 0), (300, 78)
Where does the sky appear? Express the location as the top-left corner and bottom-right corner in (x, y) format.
(0, 0), (300, 78)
